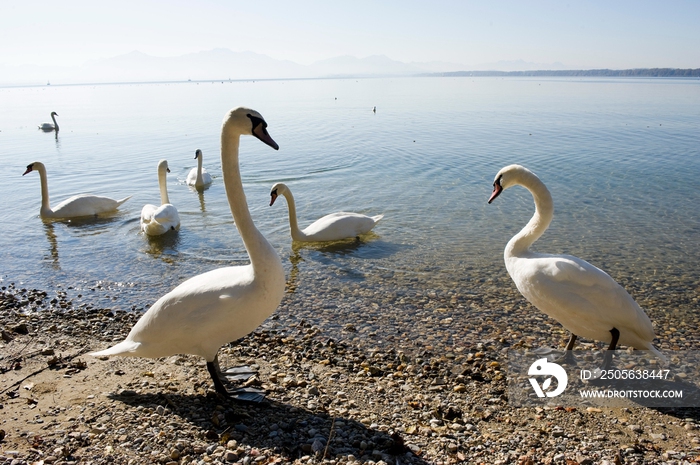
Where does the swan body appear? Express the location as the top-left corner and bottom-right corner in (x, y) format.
(140, 159), (180, 236)
(39, 112), (59, 132)
(23, 161), (131, 219)
(270, 182), (383, 242)
(91, 107), (285, 395)
(186, 149), (213, 189)
(488, 164), (663, 360)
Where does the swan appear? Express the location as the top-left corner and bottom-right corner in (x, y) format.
(90, 107), (285, 397)
(488, 164), (664, 366)
(38, 112), (59, 132)
(23, 161), (131, 219)
(186, 149), (213, 189)
(140, 159), (181, 236)
(269, 182), (384, 242)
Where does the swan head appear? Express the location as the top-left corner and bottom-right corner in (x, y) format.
(23, 161), (45, 176)
(488, 164), (533, 204)
(157, 159), (171, 174)
(51, 112), (58, 117)
(269, 182), (289, 206)
(223, 107), (279, 150)
(194, 149), (202, 159)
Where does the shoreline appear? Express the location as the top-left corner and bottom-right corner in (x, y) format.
(1, 282), (699, 465)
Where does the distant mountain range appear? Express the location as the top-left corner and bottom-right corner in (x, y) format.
(1, 49), (698, 85)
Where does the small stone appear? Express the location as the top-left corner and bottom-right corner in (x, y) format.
(224, 450), (238, 462)
(627, 424), (642, 433)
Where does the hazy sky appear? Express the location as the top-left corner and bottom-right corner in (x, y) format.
(3, 0), (699, 69)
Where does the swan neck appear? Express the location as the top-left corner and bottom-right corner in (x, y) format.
(36, 164), (52, 214)
(196, 154), (203, 184)
(51, 114), (59, 131)
(221, 129), (275, 267)
(282, 190), (306, 241)
(158, 167), (170, 205)
(506, 172), (553, 257)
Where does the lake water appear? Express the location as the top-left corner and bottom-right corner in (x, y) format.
(1, 77), (699, 353)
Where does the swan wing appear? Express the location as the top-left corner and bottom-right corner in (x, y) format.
(302, 212), (380, 241)
(186, 167), (198, 185)
(96, 266), (276, 359)
(50, 194), (123, 218)
(512, 254), (656, 347)
(141, 204), (180, 235)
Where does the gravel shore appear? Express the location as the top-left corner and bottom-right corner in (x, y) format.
(1, 282), (699, 465)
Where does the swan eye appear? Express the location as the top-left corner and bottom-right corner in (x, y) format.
(247, 114), (266, 131)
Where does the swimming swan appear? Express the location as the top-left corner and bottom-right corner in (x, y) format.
(270, 182), (384, 242)
(488, 164), (663, 366)
(140, 159), (181, 236)
(39, 112), (59, 132)
(90, 107), (285, 396)
(186, 149), (213, 190)
(23, 161), (131, 219)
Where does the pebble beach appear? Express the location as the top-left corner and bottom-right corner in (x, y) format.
(1, 272), (699, 465)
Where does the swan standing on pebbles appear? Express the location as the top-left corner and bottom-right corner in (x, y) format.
(38, 112), (59, 132)
(488, 164), (664, 367)
(186, 149), (213, 190)
(91, 107), (285, 398)
(23, 161), (131, 219)
(270, 182), (384, 242)
(140, 159), (180, 236)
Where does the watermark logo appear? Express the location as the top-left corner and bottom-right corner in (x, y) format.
(528, 358), (568, 397)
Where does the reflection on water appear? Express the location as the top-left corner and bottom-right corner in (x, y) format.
(196, 190), (206, 212)
(42, 222), (60, 270)
(143, 231), (181, 262)
(290, 232), (380, 256)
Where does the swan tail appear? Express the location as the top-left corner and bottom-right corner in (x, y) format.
(646, 344), (668, 366)
(116, 195), (132, 207)
(89, 339), (141, 357)
(372, 214), (385, 223)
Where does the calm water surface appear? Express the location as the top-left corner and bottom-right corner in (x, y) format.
(1, 77), (699, 346)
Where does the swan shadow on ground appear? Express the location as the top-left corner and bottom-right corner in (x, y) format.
(105, 391), (425, 463)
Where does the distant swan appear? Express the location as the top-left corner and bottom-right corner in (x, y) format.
(23, 161), (131, 219)
(186, 149), (213, 190)
(488, 164), (663, 366)
(90, 107), (285, 397)
(39, 112), (59, 132)
(140, 159), (180, 236)
(270, 182), (384, 242)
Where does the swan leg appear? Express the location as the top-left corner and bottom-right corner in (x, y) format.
(601, 327), (620, 370)
(206, 354), (230, 395)
(556, 333), (578, 366)
(206, 353), (266, 402)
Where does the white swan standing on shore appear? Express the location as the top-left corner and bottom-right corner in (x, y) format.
(23, 161), (131, 219)
(39, 112), (59, 132)
(269, 182), (384, 242)
(186, 149), (213, 190)
(488, 164), (664, 366)
(140, 159), (180, 236)
(91, 107), (285, 397)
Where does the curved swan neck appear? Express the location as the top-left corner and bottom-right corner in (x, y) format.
(158, 167), (170, 205)
(51, 113), (59, 131)
(281, 189), (306, 241)
(221, 129), (276, 267)
(506, 171), (553, 257)
(35, 163), (52, 215)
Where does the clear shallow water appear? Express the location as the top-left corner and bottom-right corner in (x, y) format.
(1, 77), (699, 345)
